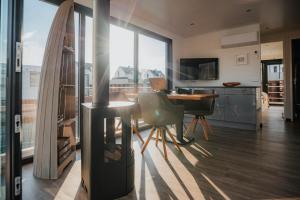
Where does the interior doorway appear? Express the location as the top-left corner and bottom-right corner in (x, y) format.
(292, 39), (300, 120)
(261, 41), (284, 117)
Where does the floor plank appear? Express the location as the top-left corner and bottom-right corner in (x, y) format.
(22, 106), (300, 200)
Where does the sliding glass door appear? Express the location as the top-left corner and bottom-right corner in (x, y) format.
(0, 0), (9, 198)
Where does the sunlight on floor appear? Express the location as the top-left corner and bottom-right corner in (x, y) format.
(54, 161), (81, 200)
(201, 173), (230, 200)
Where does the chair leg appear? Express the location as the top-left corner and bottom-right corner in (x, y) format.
(133, 125), (145, 144)
(161, 129), (168, 160)
(192, 118), (198, 134)
(141, 127), (155, 154)
(184, 118), (196, 137)
(183, 123), (187, 130)
(203, 117), (213, 134)
(199, 117), (209, 141)
(155, 128), (160, 146)
(165, 127), (182, 152)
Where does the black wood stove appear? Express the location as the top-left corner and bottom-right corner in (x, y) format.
(80, 0), (135, 199)
(81, 102), (135, 199)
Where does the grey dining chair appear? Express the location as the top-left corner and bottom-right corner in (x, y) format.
(177, 89), (215, 140)
(138, 92), (183, 160)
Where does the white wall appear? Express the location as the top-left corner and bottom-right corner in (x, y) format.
(261, 41), (283, 60)
(174, 24), (261, 87)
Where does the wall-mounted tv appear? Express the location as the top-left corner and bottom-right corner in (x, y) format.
(179, 58), (219, 80)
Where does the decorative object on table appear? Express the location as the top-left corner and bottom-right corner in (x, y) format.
(138, 92), (183, 160)
(178, 89), (216, 140)
(236, 54), (248, 65)
(33, 0), (76, 179)
(223, 82), (241, 87)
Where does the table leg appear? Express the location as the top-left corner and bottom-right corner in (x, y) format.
(175, 121), (194, 145)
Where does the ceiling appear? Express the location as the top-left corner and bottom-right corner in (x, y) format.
(76, 0), (300, 37)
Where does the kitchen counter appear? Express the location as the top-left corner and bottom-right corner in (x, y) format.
(176, 86), (262, 131)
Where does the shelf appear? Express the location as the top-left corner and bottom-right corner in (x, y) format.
(268, 86), (284, 88)
(268, 92), (284, 94)
(57, 150), (75, 176)
(269, 97), (284, 99)
(58, 118), (76, 127)
(63, 46), (74, 54)
(270, 102), (284, 105)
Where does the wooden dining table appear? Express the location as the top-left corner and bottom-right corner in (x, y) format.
(126, 92), (218, 101)
(167, 93), (219, 101)
(125, 92), (218, 144)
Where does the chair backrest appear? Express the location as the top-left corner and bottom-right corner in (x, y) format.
(138, 92), (179, 125)
(177, 87), (193, 94)
(149, 77), (167, 91)
(193, 89), (215, 115)
(181, 89), (215, 116)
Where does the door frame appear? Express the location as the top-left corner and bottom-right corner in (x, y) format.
(5, 0), (23, 199)
(261, 59), (283, 93)
(292, 38), (300, 119)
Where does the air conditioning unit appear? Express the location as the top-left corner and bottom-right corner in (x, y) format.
(221, 31), (259, 48)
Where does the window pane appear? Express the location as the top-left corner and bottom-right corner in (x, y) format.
(74, 12), (80, 143)
(22, 0), (58, 158)
(85, 16), (93, 102)
(84, 21), (135, 100)
(0, 0), (8, 197)
(138, 34), (167, 92)
(110, 24), (135, 95)
(138, 34), (167, 127)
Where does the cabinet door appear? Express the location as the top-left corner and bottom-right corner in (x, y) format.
(207, 95), (225, 120)
(225, 95), (256, 124)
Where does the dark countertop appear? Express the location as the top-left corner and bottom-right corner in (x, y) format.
(175, 86), (261, 88)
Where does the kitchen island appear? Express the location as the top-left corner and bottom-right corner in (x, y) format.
(176, 86), (262, 131)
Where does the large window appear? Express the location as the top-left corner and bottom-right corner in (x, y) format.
(22, 0), (80, 158)
(84, 18), (171, 98)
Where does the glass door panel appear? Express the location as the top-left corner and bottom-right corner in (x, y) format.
(109, 24), (135, 96)
(22, 0), (58, 158)
(138, 34), (167, 127)
(84, 16), (93, 102)
(0, 0), (9, 197)
(138, 34), (167, 93)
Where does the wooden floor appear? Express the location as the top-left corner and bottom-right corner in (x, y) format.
(22, 106), (300, 200)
